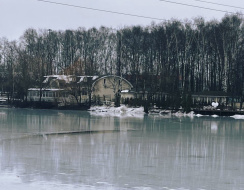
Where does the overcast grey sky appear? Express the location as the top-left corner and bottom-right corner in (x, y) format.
(1, 0), (244, 40)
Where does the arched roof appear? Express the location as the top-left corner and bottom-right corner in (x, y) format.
(92, 75), (133, 89)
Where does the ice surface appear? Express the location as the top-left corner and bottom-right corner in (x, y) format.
(0, 108), (243, 190)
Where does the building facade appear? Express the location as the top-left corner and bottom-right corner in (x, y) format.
(27, 75), (133, 106)
(92, 75), (134, 103)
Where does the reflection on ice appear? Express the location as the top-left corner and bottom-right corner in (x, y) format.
(210, 121), (218, 133)
(231, 114), (244, 119)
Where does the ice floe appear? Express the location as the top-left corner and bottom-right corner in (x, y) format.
(230, 115), (244, 119)
(89, 105), (244, 119)
(89, 105), (145, 118)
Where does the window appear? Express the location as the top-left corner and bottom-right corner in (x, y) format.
(49, 92), (53, 97)
(82, 88), (88, 95)
(103, 79), (107, 88)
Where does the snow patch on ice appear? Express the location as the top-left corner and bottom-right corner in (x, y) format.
(173, 111), (194, 118)
(89, 105), (145, 118)
(196, 114), (203, 117)
(89, 106), (243, 120)
(231, 115), (244, 119)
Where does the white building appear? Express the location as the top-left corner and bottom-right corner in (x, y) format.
(27, 75), (133, 106)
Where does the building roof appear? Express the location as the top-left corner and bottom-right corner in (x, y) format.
(43, 75), (76, 84)
(28, 88), (65, 91)
(92, 75), (133, 89)
(77, 76), (99, 83)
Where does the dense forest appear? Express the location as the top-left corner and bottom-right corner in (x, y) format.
(1, 14), (244, 102)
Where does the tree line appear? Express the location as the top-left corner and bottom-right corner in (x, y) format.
(1, 14), (244, 102)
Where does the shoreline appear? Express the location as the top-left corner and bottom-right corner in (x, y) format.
(89, 105), (244, 119)
(3, 102), (244, 119)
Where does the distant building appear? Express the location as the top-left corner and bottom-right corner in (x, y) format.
(27, 75), (98, 106)
(92, 75), (134, 103)
(192, 91), (241, 109)
(27, 75), (133, 106)
(192, 91), (230, 105)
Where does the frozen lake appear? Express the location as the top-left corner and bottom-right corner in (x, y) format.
(0, 108), (243, 190)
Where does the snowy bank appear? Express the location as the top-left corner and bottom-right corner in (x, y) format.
(171, 111), (195, 118)
(89, 105), (195, 119)
(89, 105), (244, 119)
(89, 105), (145, 118)
(231, 115), (244, 120)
